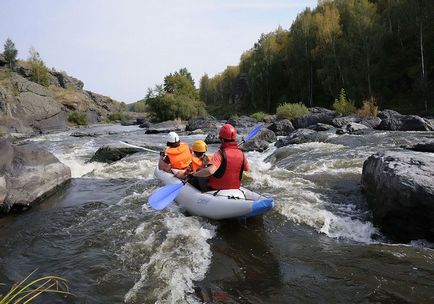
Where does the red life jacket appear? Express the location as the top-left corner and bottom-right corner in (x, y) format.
(208, 141), (245, 190)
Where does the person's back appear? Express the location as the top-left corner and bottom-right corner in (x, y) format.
(191, 124), (249, 190)
(159, 132), (191, 172)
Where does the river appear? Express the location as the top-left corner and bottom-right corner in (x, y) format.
(0, 125), (433, 303)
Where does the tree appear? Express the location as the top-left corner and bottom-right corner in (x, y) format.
(28, 47), (50, 86)
(3, 38), (18, 69)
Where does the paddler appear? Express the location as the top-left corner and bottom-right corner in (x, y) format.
(190, 124), (249, 190)
(158, 132), (192, 177)
(191, 140), (211, 172)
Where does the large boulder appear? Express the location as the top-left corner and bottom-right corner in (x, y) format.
(204, 130), (220, 144)
(240, 128), (276, 152)
(362, 151), (434, 242)
(377, 110), (433, 131)
(227, 116), (257, 129)
(145, 120), (186, 134)
(52, 71), (84, 90)
(0, 140), (71, 212)
(332, 116), (381, 129)
(405, 141), (434, 153)
(186, 115), (219, 132)
(266, 119), (294, 136)
(275, 128), (326, 148)
(90, 143), (145, 163)
(292, 108), (337, 129)
(0, 54), (7, 66)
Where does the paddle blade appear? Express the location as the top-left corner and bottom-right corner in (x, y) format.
(243, 124), (264, 142)
(148, 183), (184, 210)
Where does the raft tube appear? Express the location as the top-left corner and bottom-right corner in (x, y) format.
(154, 168), (274, 220)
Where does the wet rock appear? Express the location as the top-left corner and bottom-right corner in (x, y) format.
(308, 123), (335, 132)
(332, 116), (360, 128)
(120, 120), (137, 126)
(378, 109), (433, 131)
(205, 130), (220, 144)
(266, 119), (294, 136)
(145, 120), (186, 134)
(292, 108), (337, 129)
(227, 115), (257, 129)
(0, 139), (71, 212)
(359, 117), (381, 129)
(186, 115), (219, 132)
(90, 143), (143, 163)
(240, 128), (276, 152)
(405, 141), (434, 153)
(275, 128), (326, 148)
(362, 150), (434, 242)
(70, 131), (98, 137)
(187, 129), (204, 135)
(345, 122), (369, 133)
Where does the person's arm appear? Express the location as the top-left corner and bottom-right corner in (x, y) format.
(193, 164), (217, 177)
(243, 155), (249, 172)
(158, 154), (172, 172)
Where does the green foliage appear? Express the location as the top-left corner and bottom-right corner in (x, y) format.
(0, 270), (71, 303)
(68, 111), (87, 125)
(131, 100), (147, 112)
(357, 99), (379, 117)
(120, 102), (128, 111)
(250, 112), (265, 122)
(276, 102), (310, 120)
(28, 47), (50, 87)
(164, 68), (198, 99)
(333, 89), (356, 116)
(199, 0), (434, 114)
(106, 111), (130, 122)
(3, 38), (18, 69)
(146, 92), (206, 121)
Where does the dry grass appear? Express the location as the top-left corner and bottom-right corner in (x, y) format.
(357, 99), (379, 117)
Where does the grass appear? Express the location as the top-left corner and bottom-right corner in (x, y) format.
(276, 102), (310, 120)
(68, 111), (87, 125)
(106, 111), (130, 122)
(250, 111), (265, 122)
(357, 99), (379, 117)
(0, 69), (18, 96)
(0, 270), (72, 303)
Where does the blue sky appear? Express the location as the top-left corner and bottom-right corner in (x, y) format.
(0, 0), (317, 103)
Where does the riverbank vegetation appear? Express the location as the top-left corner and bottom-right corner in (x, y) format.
(199, 0), (433, 116)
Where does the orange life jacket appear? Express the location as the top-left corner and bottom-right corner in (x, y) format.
(192, 154), (211, 172)
(208, 142), (245, 190)
(165, 143), (192, 170)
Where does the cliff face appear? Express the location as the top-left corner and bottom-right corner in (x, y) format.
(0, 54), (125, 136)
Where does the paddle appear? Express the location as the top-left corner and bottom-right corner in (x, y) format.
(119, 141), (160, 154)
(148, 124), (265, 210)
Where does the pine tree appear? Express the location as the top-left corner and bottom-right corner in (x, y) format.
(3, 38), (18, 69)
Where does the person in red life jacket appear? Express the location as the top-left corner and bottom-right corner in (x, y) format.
(191, 124), (249, 190)
(158, 132), (192, 177)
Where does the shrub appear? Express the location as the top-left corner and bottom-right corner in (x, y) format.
(276, 102), (310, 120)
(106, 111), (130, 122)
(146, 93), (207, 121)
(357, 99), (379, 117)
(28, 47), (50, 87)
(68, 111), (87, 125)
(332, 88), (356, 116)
(250, 112), (265, 122)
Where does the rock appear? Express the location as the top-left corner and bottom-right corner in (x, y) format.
(263, 114), (276, 123)
(139, 122), (150, 128)
(145, 120), (186, 134)
(205, 131), (220, 144)
(136, 118), (149, 125)
(292, 108), (337, 129)
(70, 131), (98, 137)
(378, 109), (433, 131)
(120, 120), (137, 126)
(332, 116), (381, 129)
(227, 116), (257, 129)
(187, 129), (204, 135)
(308, 123), (335, 132)
(359, 117), (381, 129)
(345, 122), (369, 133)
(0, 140), (71, 212)
(240, 128), (276, 152)
(52, 71), (84, 90)
(406, 142), (434, 153)
(275, 128), (326, 148)
(266, 119), (294, 136)
(0, 54), (7, 66)
(186, 115), (219, 132)
(90, 143), (144, 163)
(361, 151), (434, 242)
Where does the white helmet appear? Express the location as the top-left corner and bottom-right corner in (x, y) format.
(167, 132), (180, 143)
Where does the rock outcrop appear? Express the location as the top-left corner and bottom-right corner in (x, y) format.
(0, 139), (71, 212)
(332, 116), (381, 129)
(266, 119), (294, 136)
(377, 110), (433, 131)
(292, 107), (337, 129)
(275, 128), (327, 148)
(186, 115), (220, 132)
(227, 116), (257, 130)
(145, 120), (186, 134)
(204, 131), (220, 144)
(240, 128), (276, 152)
(90, 143), (145, 163)
(362, 150), (434, 242)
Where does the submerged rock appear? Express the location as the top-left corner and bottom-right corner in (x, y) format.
(0, 139), (71, 212)
(362, 150), (434, 242)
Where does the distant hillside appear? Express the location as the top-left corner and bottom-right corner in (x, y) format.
(0, 52), (127, 137)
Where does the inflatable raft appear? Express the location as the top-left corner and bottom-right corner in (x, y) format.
(154, 168), (274, 220)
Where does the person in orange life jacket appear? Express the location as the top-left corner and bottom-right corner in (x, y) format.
(158, 132), (192, 177)
(191, 140), (211, 172)
(191, 124), (249, 190)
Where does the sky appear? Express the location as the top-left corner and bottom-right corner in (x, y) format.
(0, 0), (317, 103)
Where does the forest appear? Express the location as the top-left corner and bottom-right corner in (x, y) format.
(199, 0), (434, 116)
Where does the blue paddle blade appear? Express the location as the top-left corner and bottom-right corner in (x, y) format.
(149, 182), (184, 210)
(243, 124), (264, 142)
